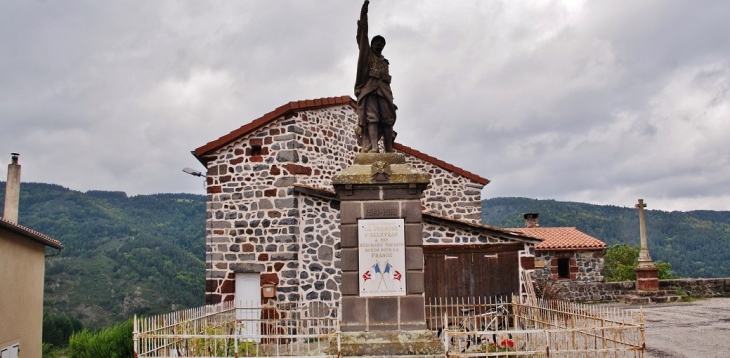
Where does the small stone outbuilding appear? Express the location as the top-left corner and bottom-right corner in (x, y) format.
(507, 213), (607, 282)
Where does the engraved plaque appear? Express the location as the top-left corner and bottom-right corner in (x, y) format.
(358, 218), (406, 297)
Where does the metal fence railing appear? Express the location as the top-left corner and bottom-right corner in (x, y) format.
(133, 301), (340, 358)
(426, 295), (645, 357)
(135, 297), (644, 357)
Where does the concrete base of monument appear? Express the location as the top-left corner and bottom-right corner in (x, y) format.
(336, 330), (445, 357)
(332, 152), (430, 185)
(636, 266), (660, 291)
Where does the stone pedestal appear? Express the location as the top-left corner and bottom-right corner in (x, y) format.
(332, 153), (443, 356)
(635, 266), (659, 291)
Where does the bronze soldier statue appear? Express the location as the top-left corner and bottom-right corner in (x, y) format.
(355, 0), (397, 153)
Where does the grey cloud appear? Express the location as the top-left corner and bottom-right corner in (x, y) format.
(1, 1), (730, 211)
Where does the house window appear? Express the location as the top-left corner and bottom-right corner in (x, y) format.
(1, 344), (20, 358)
(557, 258), (571, 279)
(250, 145), (262, 156)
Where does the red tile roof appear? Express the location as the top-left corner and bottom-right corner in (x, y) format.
(393, 143), (489, 185)
(506, 227), (606, 251)
(193, 95), (489, 186)
(0, 217), (63, 250)
(194, 96), (356, 160)
(422, 214), (542, 244)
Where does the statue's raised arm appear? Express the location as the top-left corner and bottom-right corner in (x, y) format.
(357, 0), (369, 46)
(353, 0), (397, 153)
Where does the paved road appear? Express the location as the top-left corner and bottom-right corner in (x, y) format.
(621, 298), (730, 358)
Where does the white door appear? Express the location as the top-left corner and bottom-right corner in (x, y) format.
(0, 344), (19, 358)
(235, 273), (261, 339)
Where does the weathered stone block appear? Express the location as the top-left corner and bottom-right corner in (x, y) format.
(274, 133), (296, 141)
(368, 297), (398, 325)
(334, 185), (382, 201)
(381, 185), (428, 200)
(400, 295), (426, 323)
(230, 263), (265, 273)
(318, 246), (333, 261)
(340, 272), (360, 295)
(405, 247), (424, 270)
(270, 253), (297, 260)
(404, 224), (423, 246)
(340, 248), (358, 271)
(340, 225), (358, 248)
(339, 202), (361, 224)
(283, 163), (312, 175)
(258, 199), (273, 209)
(276, 150), (299, 163)
(363, 201), (399, 219)
(341, 297), (367, 332)
(401, 201), (422, 223)
(273, 176), (296, 187)
(210, 220), (231, 228)
(406, 271), (425, 294)
(275, 198), (297, 208)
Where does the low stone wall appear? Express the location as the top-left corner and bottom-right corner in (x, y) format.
(541, 278), (730, 302)
(545, 281), (635, 302)
(659, 278), (730, 298)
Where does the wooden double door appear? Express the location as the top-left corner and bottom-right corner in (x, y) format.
(424, 244), (521, 299)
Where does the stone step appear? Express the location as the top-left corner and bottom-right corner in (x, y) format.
(652, 295), (682, 303)
(621, 296), (651, 305)
(627, 289), (676, 297)
(620, 294), (684, 304)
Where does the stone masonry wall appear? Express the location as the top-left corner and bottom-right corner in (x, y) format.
(204, 104), (490, 303)
(422, 223), (511, 245)
(405, 157), (484, 223)
(534, 251), (604, 283)
(204, 106), (357, 304)
(541, 278), (730, 302)
(297, 195), (341, 305)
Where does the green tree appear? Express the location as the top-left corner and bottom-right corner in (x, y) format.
(604, 244), (639, 282)
(43, 312), (85, 348)
(604, 243), (677, 282)
(68, 320), (133, 358)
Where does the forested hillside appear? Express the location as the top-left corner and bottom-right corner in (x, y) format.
(0, 182), (206, 329)
(482, 197), (730, 278)
(2, 182), (728, 329)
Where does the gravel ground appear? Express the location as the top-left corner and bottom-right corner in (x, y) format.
(618, 298), (730, 358)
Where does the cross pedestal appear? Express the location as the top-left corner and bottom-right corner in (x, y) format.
(634, 199), (658, 291)
(635, 266), (659, 291)
(332, 153), (444, 356)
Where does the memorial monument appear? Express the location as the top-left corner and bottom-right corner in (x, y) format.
(354, 0), (397, 154)
(634, 199), (659, 291)
(329, 1), (444, 355)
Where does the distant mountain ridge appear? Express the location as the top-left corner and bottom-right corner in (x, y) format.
(1, 183), (728, 328)
(482, 197), (730, 278)
(0, 182), (206, 329)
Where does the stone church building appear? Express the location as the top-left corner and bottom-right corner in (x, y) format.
(192, 96), (540, 308)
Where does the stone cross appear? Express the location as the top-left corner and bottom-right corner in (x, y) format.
(636, 199), (655, 268)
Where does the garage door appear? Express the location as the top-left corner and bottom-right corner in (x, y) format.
(424, 244), (520, 299)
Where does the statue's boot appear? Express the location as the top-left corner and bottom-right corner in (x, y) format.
(383, 126), (394, 153)
(368, 123), (380, 153)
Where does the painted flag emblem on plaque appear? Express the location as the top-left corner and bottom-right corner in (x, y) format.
(358, 219), (406, 297)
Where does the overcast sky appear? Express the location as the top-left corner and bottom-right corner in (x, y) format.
(2, 1), (729, 212)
